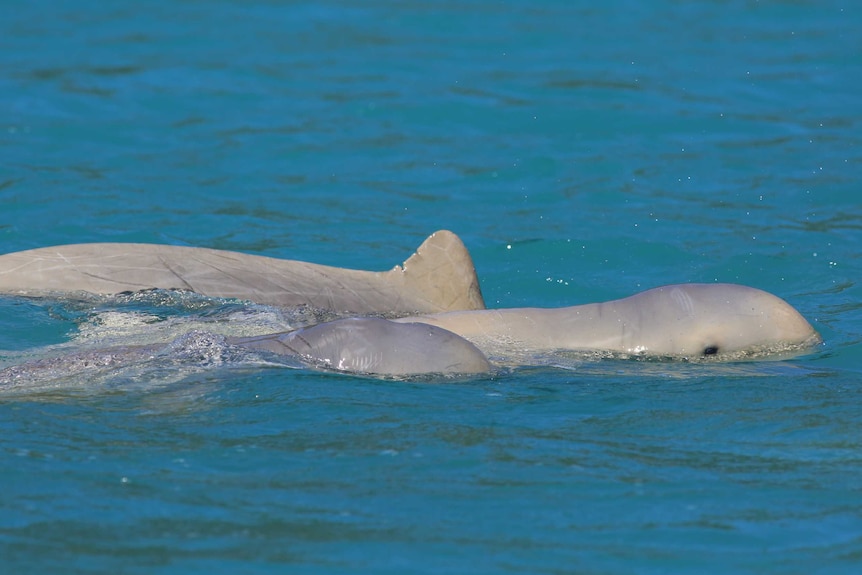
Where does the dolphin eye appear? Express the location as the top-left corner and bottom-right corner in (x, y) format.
(703, 346), (719, 356)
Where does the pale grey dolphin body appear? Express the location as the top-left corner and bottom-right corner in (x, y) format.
(0, 232), (821, 379)
(232, 284), (821, 375)
(212, 283), (819, 376)
(394, 283), (821, 362)
(0, 284), (818, 383)
(0, 231), (485, 314)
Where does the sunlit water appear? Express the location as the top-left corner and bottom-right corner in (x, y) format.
(2, 1), (861, 573)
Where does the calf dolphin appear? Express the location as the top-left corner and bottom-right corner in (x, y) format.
(0, 230), (485, 314)
(229, 317), (492, 375)
(0, 319), (492, 385)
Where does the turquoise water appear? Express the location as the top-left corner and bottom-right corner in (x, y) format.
(2, 0), (861, 573)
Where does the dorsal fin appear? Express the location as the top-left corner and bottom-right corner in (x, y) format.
(386, 230), (485, 312)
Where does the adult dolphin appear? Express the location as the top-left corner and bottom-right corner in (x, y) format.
(392, 283), (821, 361)
(0, 231), (485, 314)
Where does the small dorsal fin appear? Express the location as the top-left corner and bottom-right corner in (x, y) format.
(388, 230), (485, 312)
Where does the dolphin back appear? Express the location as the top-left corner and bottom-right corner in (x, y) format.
(0, 231), (485, 314)
(230, 317), (492, 376)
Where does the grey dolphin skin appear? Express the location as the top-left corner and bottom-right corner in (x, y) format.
(0, 232), (822, 378)
(229, 318), (492, 375)
(235, 282), (820, 375)
(0, 319), (492, 384)
(395, 283), (821, 361)
(220, 283), (821, 375)
(0, 230), (485, 314)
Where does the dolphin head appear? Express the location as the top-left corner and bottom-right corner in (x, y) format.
(622, 283), (822, 359)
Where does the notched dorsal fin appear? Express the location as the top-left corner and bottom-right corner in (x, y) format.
(388, 230), (485, 312)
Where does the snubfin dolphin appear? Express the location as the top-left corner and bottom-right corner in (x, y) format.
(0, 229), (823, 380)
(0, 284), (820, 383)
(395, 283), (821, 361)
(217, 283), (821, 376)
(0, 231), (484, 314)
(225, 283), (821, 376)
(230, 317), (492, 375)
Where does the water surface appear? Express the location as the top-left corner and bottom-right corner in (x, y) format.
(2, 1), (861, 573)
